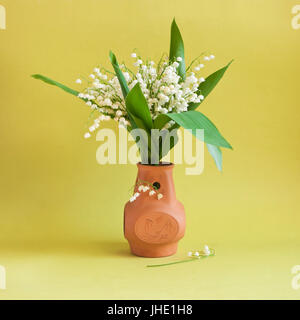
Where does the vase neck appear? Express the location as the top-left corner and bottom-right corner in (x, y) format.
(136, 163), (176, 201)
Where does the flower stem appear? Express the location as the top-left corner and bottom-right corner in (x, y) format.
(146, 253), (215, 268)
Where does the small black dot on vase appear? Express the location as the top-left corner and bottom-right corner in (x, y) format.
(153, 182), (160, 190)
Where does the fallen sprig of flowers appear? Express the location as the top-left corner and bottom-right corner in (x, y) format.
(146, 245), (215, 268)
(147, 246), (215, 268)
(188, 245), (213, 257)
(32, 18), (233, 170)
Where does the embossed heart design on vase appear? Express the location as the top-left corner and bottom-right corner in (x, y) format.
(124, 163), (185, 257)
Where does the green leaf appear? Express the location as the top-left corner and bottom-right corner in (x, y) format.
(166, 110), (232, 149)
(31, 74), (80, 97)
(125, 83), (153, 131)
(206, 144), (222, 171)
(150, 128), (179, 163)
(169, 18), (186, 80)
(109, 50), (129, 99)
(189, 60), (233, 110)
(128, 112), (149, 133)
(153, 114), (170, 129)
(129, 117), (151, 164)
(152, 115), (180, 161)
(160, 128), (179, 160)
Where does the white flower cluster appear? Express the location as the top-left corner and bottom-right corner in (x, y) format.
(188, 245), (212, 257)
(76, 52), (215, 139)
(129, 54), (212, 117)
(129, 182), (163, 202)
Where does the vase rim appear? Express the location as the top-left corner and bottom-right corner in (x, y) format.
(137, 162), (174, 168)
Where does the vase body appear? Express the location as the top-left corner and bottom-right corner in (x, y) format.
(124, 163), (185, 258)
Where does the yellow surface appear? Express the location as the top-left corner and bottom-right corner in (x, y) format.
(0, 0), (299, 299)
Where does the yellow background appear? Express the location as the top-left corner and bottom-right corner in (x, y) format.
(0, 0), (299, 299)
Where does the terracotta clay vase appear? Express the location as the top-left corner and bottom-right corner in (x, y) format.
(124, 163), (185, 257)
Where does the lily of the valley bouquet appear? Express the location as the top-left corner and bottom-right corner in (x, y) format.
(32, 19), (232, 169)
